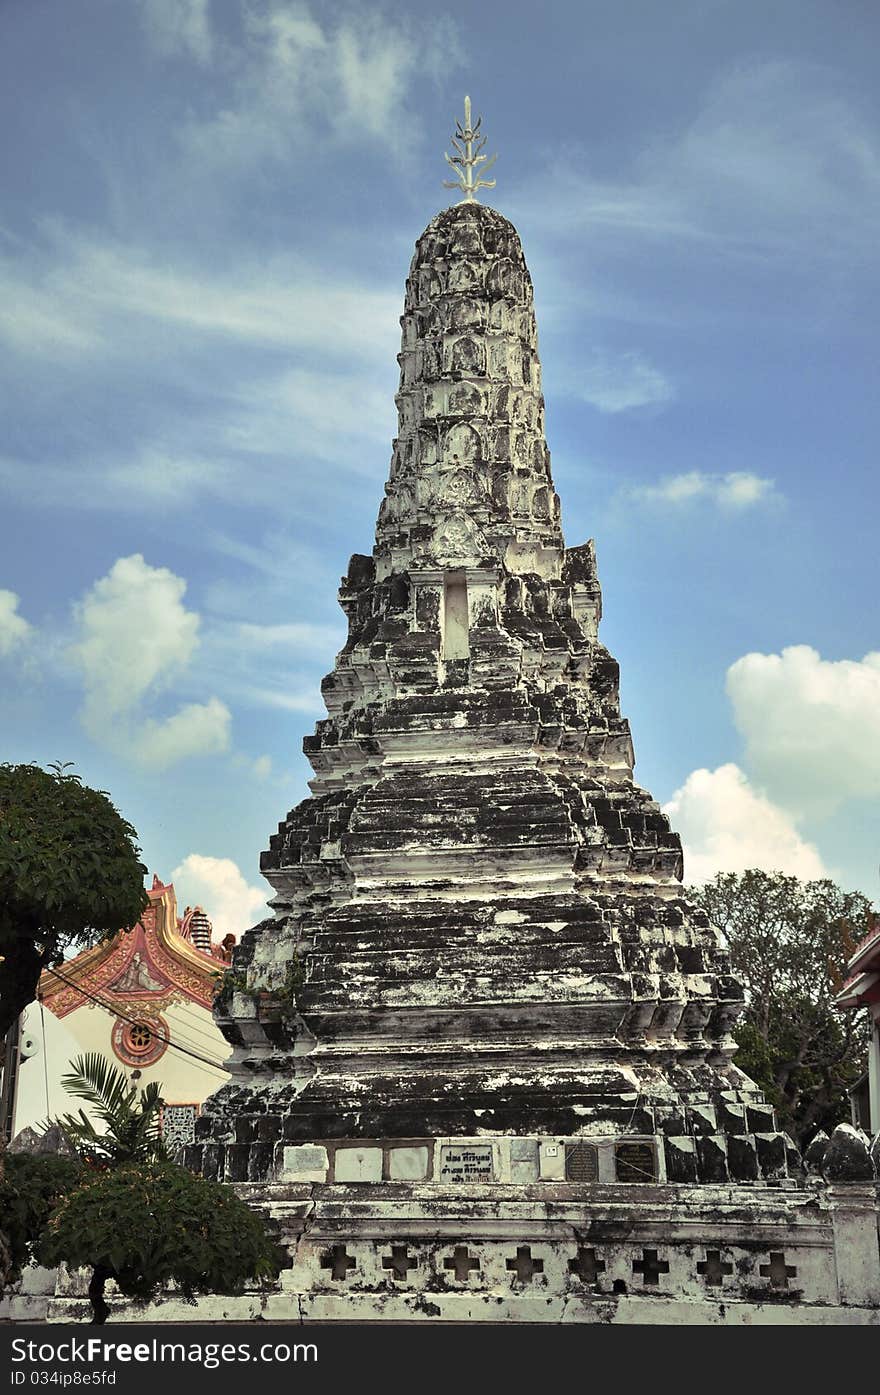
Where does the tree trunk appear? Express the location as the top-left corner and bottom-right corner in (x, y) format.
(88, 1265), (113, 1324)
(0, 925), (50, 1042)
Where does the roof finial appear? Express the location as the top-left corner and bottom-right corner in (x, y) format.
(443, 95), (497, 204)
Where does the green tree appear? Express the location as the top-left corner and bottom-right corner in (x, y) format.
(53, 1054), (166, 1167)
(691, 870), (871, 1145)
(39, 1161), (282, 1324)
(0, 762), (149, 1048)
(35, 1052), (282, 1322)
(0, 762), (148, 1292)
(0, 1153), (86, 1289)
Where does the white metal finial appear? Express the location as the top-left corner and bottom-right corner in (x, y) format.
(442, 94), (497, 204)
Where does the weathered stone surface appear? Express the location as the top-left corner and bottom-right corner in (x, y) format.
(664, 1136), (698, 1183)
(510, 1138), (539, 1182)
(822, 1123), (874, 1181)
(0, 124), (855, 1325)
(804, 1129), (830, 1174)
(755, 1132), (788, 1180)
(191, 200), (795, 1183)
(9, 1123), (75, 1156)
(281, 1144), (329, 1182)
(697, 1135), (729, 1183)
(334, 1147), (383, 1182)
(388, 1146), (430, 1181)
(727, 1134), (759, 1181)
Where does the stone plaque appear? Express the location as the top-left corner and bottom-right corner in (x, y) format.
(615, 1142), (656, 1182)
(439, 1144), (494, 1183)
(564, 1142), (599, 1183)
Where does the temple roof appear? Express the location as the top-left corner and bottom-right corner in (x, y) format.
(835, 912), (880, 1009)
(38, 876), (229, 1018)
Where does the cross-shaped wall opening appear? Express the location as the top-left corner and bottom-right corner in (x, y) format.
(632, 1248), (669, 1287)
(320, 1245), (356, 1282)
(443, 1246), (481, 1282)
(760, 1252), (797, 1289)
(506, 1245), (544, 1284)
(697, 1250), (734, 1287)
(568, 1247), (606, 1286)
(382, 1245), (418, 1282)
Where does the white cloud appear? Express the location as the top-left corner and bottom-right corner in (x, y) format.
(0, 589), (32, 655)
(137, 0), (213, 65)
(71, 554), (200, 722)
(663, 763), (827, 885)
(171, 854), (268, 939)
(69, 554), (232, 767)
(131, 697), (231, 769)
(727, 645), (880, 814)
(562, 349), (674, 413)
(714, 473), (773, 507)
(230, 752), (276, 781)
(630, 470), (775, 509)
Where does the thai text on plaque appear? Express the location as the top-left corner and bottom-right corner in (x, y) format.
(615, 1141), (656, 1182)
(564, 1142), (599, 1182)
(439, 1144), (495, 1182)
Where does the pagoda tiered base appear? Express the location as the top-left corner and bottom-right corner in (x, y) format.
(37, 1178), (880, 1324)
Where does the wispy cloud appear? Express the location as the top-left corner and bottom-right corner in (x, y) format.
(526, 60), (880, 267)
(170, 2), (461, 174)
(234, 620), (345, 653)
(239, 684), (326, 713)
(137, 0), (214, 65)
(628, 470), (776, 509)
(0, 229), (400, 364)
(221, 365), (395, 467)
(0, 264), (101, 359)
(557, 348), (674, 413)
(0, 590), (32, 655)
(0, 452), (232, 511)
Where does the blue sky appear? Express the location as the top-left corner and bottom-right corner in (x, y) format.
(1, 0), (878, 935)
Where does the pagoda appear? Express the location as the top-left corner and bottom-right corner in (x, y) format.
(185, 103), (880, 1324)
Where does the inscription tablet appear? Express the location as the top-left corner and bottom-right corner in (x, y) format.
(439, 1144), (494, 1182)
(564, 1142), (599, 1182)
(615, 1141), (656, 1182)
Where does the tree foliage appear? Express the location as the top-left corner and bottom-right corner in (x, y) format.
(691, 870), (871, 1144)
(53, 1054), (166, 1167)
(0, 762), (149, 1044)
(0, 1153), (86, 1289)
(27, 1052), (282, 1322)
(39, 1162), (282, 1323)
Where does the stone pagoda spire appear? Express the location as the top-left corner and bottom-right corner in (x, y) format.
(193, 105), (795, 1191)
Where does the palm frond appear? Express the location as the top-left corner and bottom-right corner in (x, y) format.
(52, 1051), (169, 1163)
(61, 1053), (136, 1118)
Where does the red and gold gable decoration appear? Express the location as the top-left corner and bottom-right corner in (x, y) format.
(835, 911), (880, 1010)
(39, 875), (224, 1020)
